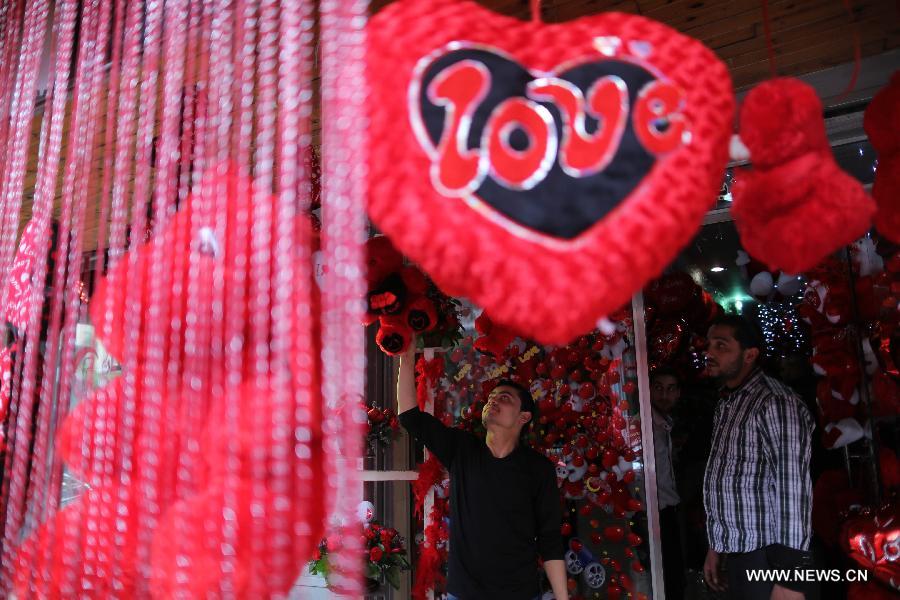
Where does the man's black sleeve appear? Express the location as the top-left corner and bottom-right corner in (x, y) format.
(535, 458), (565, 562)
(398, 407), (461, 469)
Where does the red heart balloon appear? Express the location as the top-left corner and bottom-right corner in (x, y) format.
(367, 0), (733, 344)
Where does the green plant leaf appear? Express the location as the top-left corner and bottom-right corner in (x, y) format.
(385, 567), (401, 590)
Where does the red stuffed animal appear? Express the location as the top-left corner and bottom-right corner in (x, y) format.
(732, 78), (876, 273)
(864, 72), (900, 243)
(365, 237), (442, 355)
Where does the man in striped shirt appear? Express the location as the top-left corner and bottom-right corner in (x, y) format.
(702, 315), (814, 600)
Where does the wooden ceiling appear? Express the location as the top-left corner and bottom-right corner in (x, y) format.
(371, 0), (900, 91)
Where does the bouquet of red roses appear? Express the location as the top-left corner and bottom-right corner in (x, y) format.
(366, 405), (400, 454)
(309, 520), (410, 591)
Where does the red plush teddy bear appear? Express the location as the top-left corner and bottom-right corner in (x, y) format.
(732, 78), (876, 273)
(864, 72), (900, 243)
(365, 236), (441, 355)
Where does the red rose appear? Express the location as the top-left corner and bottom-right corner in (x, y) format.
(369, 546), (384, 562)
(368, 407), (383, 423)
(365, 527), (377, 540)
(380, 528), (394, 544)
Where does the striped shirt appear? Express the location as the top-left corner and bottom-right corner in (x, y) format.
(703, 369), (814, 555)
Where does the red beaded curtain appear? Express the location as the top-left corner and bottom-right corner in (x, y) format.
(0, 0), (366, 597)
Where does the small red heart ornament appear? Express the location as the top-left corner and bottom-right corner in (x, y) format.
(367, 0), (734, 343)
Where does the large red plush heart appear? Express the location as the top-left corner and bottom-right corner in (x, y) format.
(367, 0), (733, 344)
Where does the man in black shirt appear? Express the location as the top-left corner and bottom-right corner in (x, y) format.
(397, 344), (568, 599)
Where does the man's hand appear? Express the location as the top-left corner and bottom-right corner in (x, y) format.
(703, 548), (727, 593)
(771, 584), (804, 600)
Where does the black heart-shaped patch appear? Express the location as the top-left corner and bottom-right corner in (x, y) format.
(413, 48), (661, 239)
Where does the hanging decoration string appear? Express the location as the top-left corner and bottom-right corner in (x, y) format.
(531, 0), (542, 24)
(835, 0), (862, 102)
(759, 0), (778, 79)
(319, 0), (369, 595)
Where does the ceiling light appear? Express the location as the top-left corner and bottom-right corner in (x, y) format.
(710, 266), (725, 273)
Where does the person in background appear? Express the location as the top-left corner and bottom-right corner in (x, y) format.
(650, 366), (686, 600)
(396, 343), (568, 600)
(702, 315), (815, 600)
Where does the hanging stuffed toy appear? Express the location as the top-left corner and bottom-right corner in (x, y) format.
(366, 0), (734, 344)
(864, 71), (900, 243)
(797, 260), (853, 330)
(364, 236), (451, 355)
(731, 78), (876, 274)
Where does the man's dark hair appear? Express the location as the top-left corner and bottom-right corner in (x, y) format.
(650, 365), (680, 384)
(710, 314), (764, 352)
(494, 379), (536, 429)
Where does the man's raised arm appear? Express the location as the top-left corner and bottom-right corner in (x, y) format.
(397, 342), (417, 414)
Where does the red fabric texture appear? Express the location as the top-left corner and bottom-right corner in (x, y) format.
(55, 379), (158, 485)
(11, 484), (141, 598)
(864, 72), (900, 243)
(415, 355), (445, 411)
(880, 448), (900, 492)
(89, 165), (289, 379)
(473, 312), (517, 357)
(732, 78), (876, 273)
(28, 167), (325, 597)
(412, 499), (449, 600)
(150, 477), (321, 598)
(367, 0), (733, 344)
(412, 455), (447, 515)
(811, 469), (864, 548)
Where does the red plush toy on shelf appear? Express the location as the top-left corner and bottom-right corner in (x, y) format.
(731, 78), (876, 274)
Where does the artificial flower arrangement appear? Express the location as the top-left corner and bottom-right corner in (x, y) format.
(309, 519), (411, 591)
(366, 404), (401, 454)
